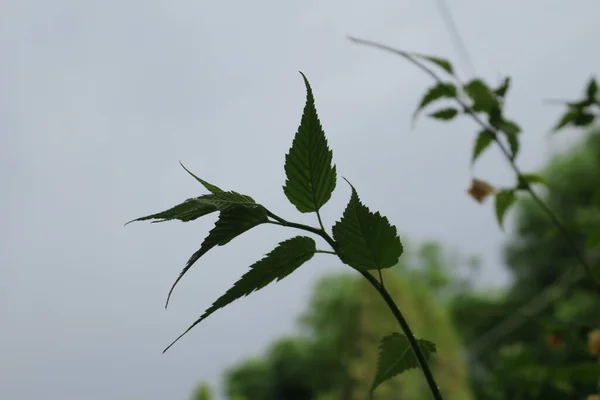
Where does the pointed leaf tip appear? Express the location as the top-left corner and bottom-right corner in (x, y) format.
(179, 161), (224, 194)
(164, 236), (316, 352)
(333, 180), (403, 271)
(283, 73), (337, 213)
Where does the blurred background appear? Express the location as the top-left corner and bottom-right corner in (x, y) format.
(1, 0), (599, 399)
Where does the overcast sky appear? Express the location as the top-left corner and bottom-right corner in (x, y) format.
(1, 1), (599, 399)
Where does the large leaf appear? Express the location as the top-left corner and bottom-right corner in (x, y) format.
(412, 82), (457, 123)
(370, 332), (437, 396)
(164, 236), (316, 353)
(472, 130), (495, 165)
(166, 205), (269, 307)
(126, 191), (258, 225)
(179, 161), (224, 194)
(463, 79), (498, 113)
(495, 189), (516, 230)
(332, 180), (403, 271)
(283, 73), (337, 214)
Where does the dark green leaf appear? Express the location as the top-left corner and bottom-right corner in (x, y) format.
(499, 119), (521, 135)
(518, 173), (548, 189)
(463, 79), (498, 113)
(412, 53), (454, 75)
(585, 232), (600, 251)
(553, 110), (578, 132)
(179, 162), (224, 194)
(504, 130), (519, 160)
(573, 112), (595, 127)
(472, 130), (495, 165)
(428, 107), (459, 121)
(332, 180), (403, 271)
(549, 363), (600, 384)
(592, 191), (600, 210)
(283, 72), (337, 213)
(370, 333), (436, 395)
(495, 190), (516, 230)
(164, 236), (316, 353)
(166, 205), (269, 307)
(587, 78), (598, 100)
(125, 198), (218, 225)
(494, 77), (511, 98)
(125, 192), (259, 226)
(412, 82), (457, 122)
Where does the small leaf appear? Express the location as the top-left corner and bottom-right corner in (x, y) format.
(164, 236), (317, 353)
(166, 205), (268, 307)
(179, 162), (224, 194)
(573, 112), (595, 127)
(412, 82), (457, 122)
(428, 107), (459, 121)
(494, 77), (511, 98)
(553, 110), (578, 132)
(504, 131), (520, 160)
(370, 333), (436, 395)
(472, 130), (495, 165)
(412, 53), (454, 75)
(495, 189), (516, 229)
(518, 173), (548, 189)
(283, 72), (337, 213)
(332, 180), (403, 271)
(463, 79), (498, 113)
(587, 78), (598, 100)
(467, 178), (496, 203)
(499, 119), (521, 135)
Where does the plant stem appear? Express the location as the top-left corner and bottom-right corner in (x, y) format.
(348, 35), (597, 283)
(266, 208), (444, 400)
(361, 270), (445, 400)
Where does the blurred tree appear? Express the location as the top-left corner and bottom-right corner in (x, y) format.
(451, 128), (600, 399)
(191, 382), (214, 400)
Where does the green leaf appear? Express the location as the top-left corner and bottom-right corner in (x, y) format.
(283, 72), (337, 213)
(472, 130), (495, 165)
(166, 205), (269, 308)
(499, 119), (521, 135)
(370, 333), (436, 396)
(494, 77), (511, 98)
(412, 82), (457, 122)
(125, 192), (259, 226)
(164, 236), (316, 353)
(125, 198), (218, 225)
(428, 107), (458, 121)
(553, 110), (580, 132)
(412, 53), (454, 75)
(518, 173), (548, 189)
(573, 111), (595, 127)
(587, 78), (598, 100)
(495, 190), (516, 230)
(463, 79), (498, 113)
(585, 232), (600, 251)
(332, 180), (403, 271)
(179, 162), (224, 194)
(504, 130), (519, 160)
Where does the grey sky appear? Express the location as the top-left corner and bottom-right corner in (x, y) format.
(1, 1), (598, 399)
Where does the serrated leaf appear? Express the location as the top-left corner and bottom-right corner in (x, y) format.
(166, 205), (268, 307)
(472, 130), (495, 165)
(125, 192), (259, 226)
(412, 82), (457, 123)
(428, 107), (458, 121)
(164, 236), (316, 353)
(283, 72), (337, 213)
(179, 162), (224, 194)
(495, 190), (516, 230)
(463, 79), (498, 113)
(494, 77), (511, 98)
(412, 53), (454, 75)
(125, 198), (218, 226)
(332, 180), (403, 271)
(518, 173), (548, 189)
(370, 333), (436, 396)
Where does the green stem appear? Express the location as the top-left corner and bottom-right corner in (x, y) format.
(265, 208), (444, 400)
